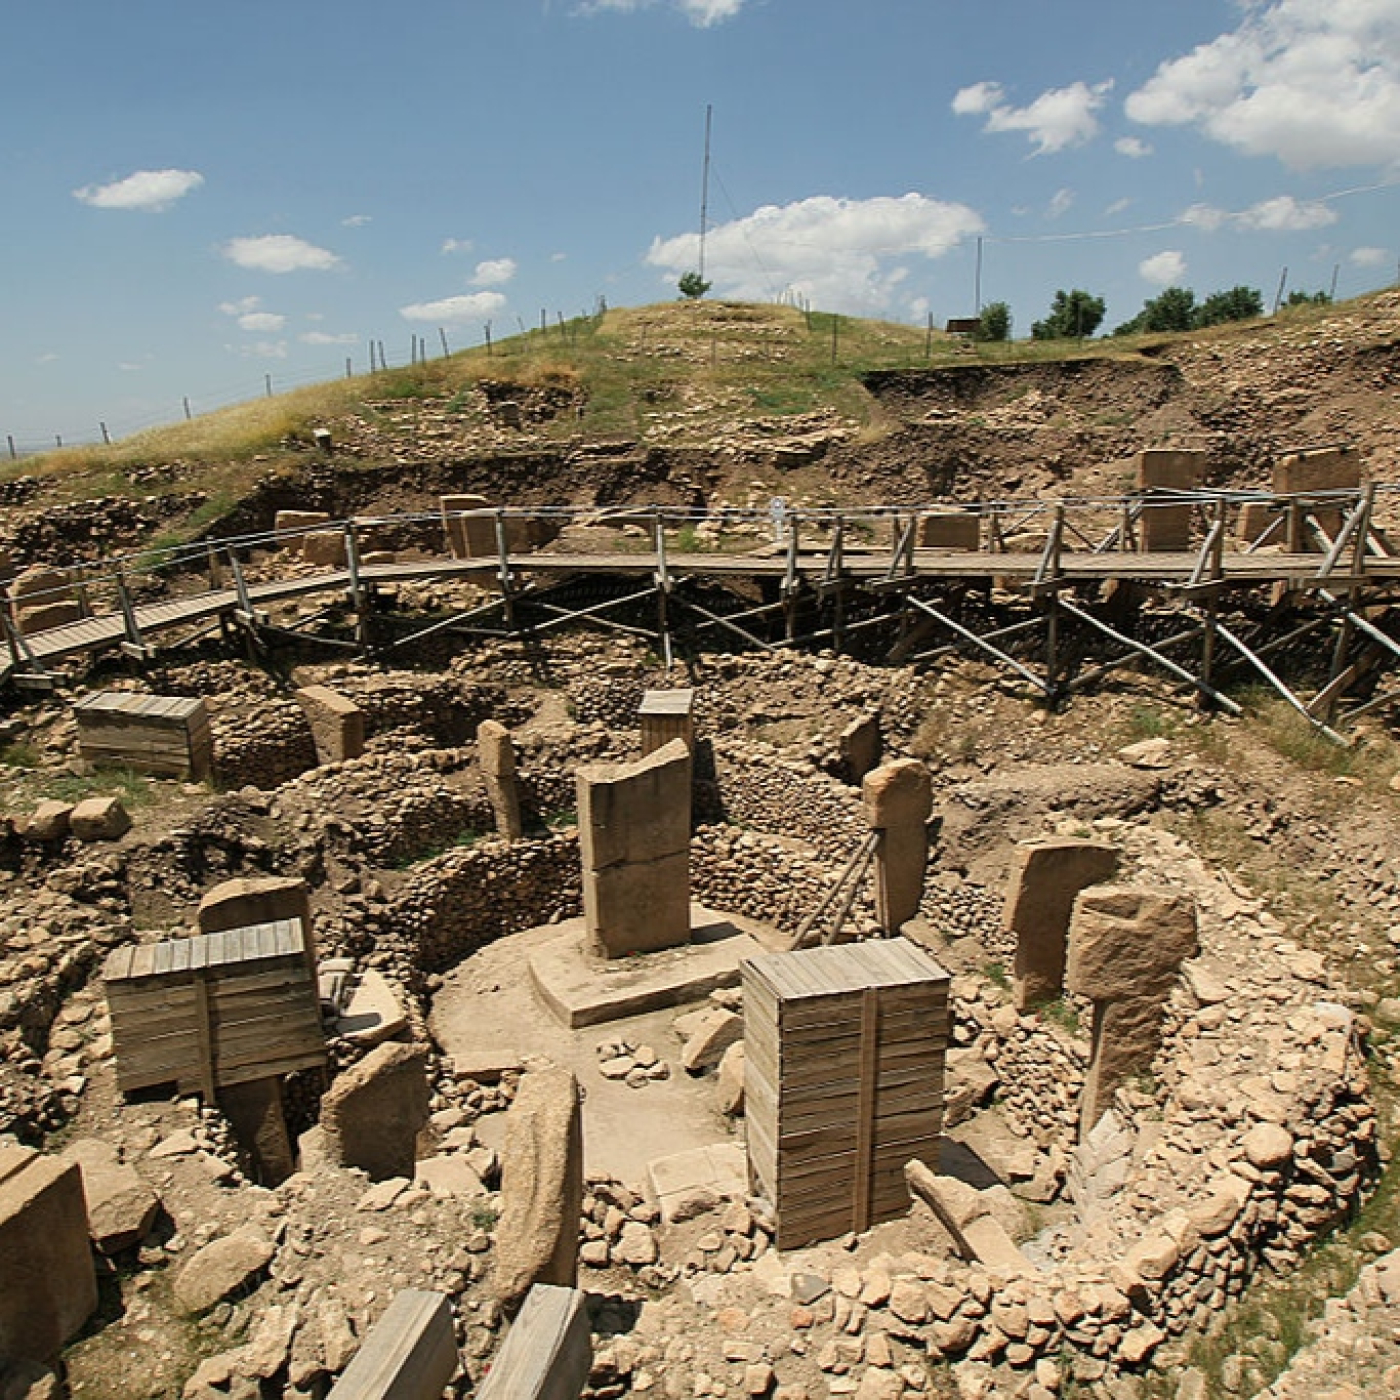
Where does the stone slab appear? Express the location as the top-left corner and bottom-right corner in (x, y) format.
(647, 1143), (749, 1225)
(528, 909), (765, 1029)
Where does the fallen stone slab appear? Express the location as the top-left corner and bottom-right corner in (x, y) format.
(60, 1138), (161, 1255)
(648, 1143), (748, 1225)
(904, 1159), (1038, 1276)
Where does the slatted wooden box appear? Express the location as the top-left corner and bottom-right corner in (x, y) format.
(74, 692), (213, 780)
(104, 919), (326, 1097)
(743, 939), (950, 1250)
(638, 688), (695, 756)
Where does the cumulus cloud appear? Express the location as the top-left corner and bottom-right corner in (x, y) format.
(1351, 245), (1390, 267)
(952, 78), (1112, 154)
(73, 168), (204, 212)
(217, 297), (286, 333)
(472, 257), (518, 287)
(646, 193), (984, 316)
(223, 235), (343, 273)
(580, 0), (745, 25)
(1181, 194), (1338, 231)
(1140, 250), (1187, 285)
(301, 330), (359, 345)
(399, 291), (507, 325)
(1126, 0), (1400, 169)
(1115, 136), (1153, 158)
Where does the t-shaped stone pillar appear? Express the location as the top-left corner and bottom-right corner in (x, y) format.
(1004, 838), (1119, 1012)
(478, 719), (523, 839)
(862, 758), (933, 935)
(1066, 885), (1198, 1136)
(577, 738), (692, 958)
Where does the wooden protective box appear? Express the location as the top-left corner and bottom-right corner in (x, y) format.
(104, 919), (325, 1097)
(74, 692), (213, 780)
(743, 939), (950, 1249)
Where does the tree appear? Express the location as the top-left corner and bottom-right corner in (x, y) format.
(678, 271), (711, 300)
(1193, 285), (1264, 328)
(1285, 289), (1331, 308)
(1113, 286), (1197, 337)
(975, 302), (1012, 342)
(1030, 288), (1106, 341)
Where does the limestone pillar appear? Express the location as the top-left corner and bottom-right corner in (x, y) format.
(1066, 885), (1198, 1135)
(577, 739), (692, 958)
(440, 494), (494, 558)
(1136, 449), (1203, 553)
(862, 758), (933, 934)
(1003, 838), (1119, 1012)
(478, 719), (523, 839)
(296, 685), (366, 764)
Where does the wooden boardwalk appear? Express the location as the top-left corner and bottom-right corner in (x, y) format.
(5, 491), (1400, 737)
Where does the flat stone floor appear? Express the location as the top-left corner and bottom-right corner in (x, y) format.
(429, 906), (786, 1183)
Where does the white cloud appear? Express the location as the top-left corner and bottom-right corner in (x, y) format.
(217, 296), (286, 332)
(1115, 136), (1153, 158)
(399, 292), (508, 325)
(342, 214), (371, 227)
(442, 238), (474, 255)
(580, 0), (745, 25)
(952, 78), (1112, 154)
(1181, 194), (1338, 231)
(646, 193), (984, 316)
(1140, 250), (1187, 285)
(229, 340), (289, 360)
(1047, 187), (1075, 219)
(301, 330), (360, 345)
(472, 257), (518, 287)
(223, 235), (343, 273)
(1106, 197), (1133, 215)
(1351, 245), (1390, 267)
(73, 168), (204, 212)
(1126, 0), (1400, 169)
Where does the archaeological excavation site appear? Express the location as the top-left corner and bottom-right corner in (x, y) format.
(5, 297), (1400, 1400)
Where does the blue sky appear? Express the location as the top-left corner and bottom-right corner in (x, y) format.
(4, 0), (1398, 449)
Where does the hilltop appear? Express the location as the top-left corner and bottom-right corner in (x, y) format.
(5, 290), (1399, 568)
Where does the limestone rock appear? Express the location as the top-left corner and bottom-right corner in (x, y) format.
(319, 1041), (431, 1182)
(493, 1062), (583, 1310)
(173, 1230), (275, 1315)
(61, 1138), (161, 1255)
(68, 797), (131, 842)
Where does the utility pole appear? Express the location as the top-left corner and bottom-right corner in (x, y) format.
(698, 103), (712, 282)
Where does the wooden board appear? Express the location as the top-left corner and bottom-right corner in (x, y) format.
(477, 1284), (591, 1400)
(326, 1290), (458, 1400)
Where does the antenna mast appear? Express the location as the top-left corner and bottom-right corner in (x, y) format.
(699, 104), (713, 282)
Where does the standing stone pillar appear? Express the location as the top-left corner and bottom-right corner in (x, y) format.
(578, 739), (692, 958)
(440, 494), (494, 558)
(1066, 885), (1198, 1136)
(478, 720), (523, 839)
(1004, 838), (1119, 1012)
(296, 685), (366, 765)
(862, 759), (933, 935)
(1136, 449), (1203, 553)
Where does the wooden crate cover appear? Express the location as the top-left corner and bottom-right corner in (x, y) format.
(104, 918), (325, 1096)
(743, 939), (950, 1249)
(74, 692), (212, 779)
